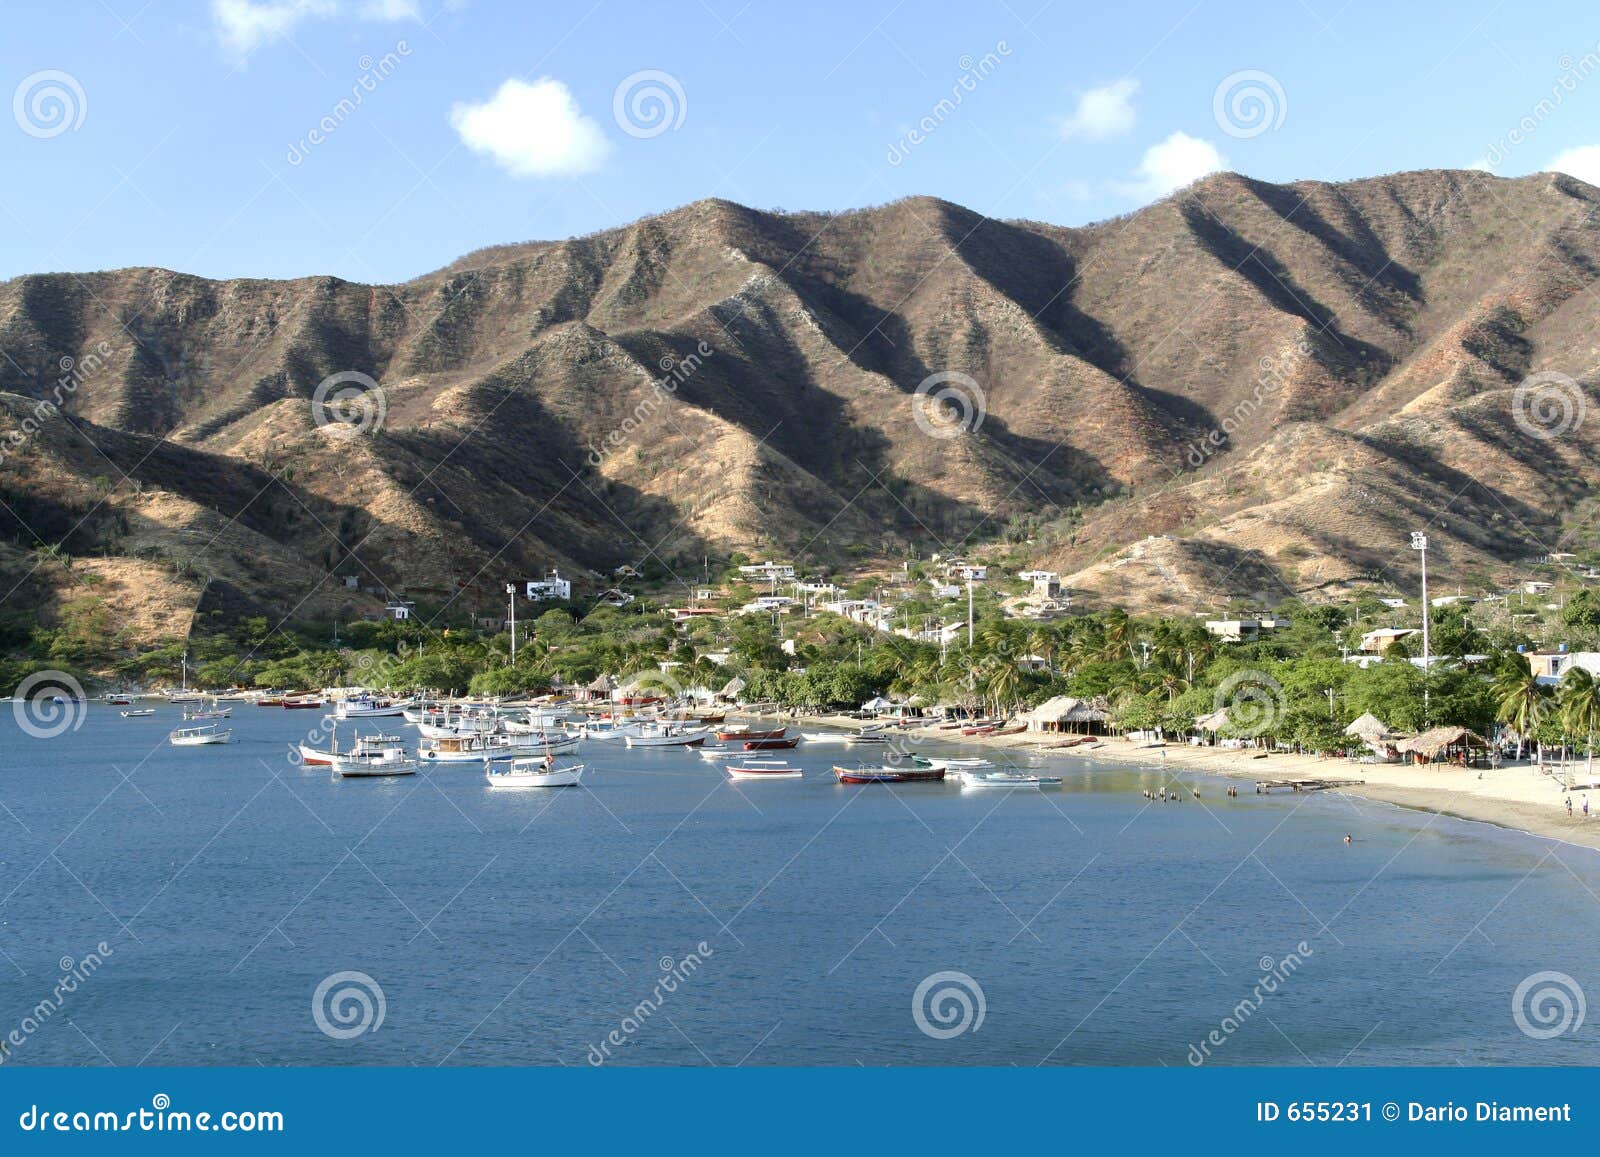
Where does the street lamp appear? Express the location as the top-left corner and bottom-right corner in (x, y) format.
(1410, 532), (1430, 720)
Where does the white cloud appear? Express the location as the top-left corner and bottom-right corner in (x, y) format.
(450, 78), (612, 178)
(211, 0), (418, 57)
(1126, 131), (1227, 198)
(1466, 156), (1497, 173)
(1547, 145), (1600, 187)
(1057, 78), (1139, 141)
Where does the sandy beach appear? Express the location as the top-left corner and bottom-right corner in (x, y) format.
(765, 711), (1600, 853)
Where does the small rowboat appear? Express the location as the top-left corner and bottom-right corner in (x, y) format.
(832, 765), (944, 785)
(715, 727), (786, 742)
(184, 706), (232, 720)
(844, 733), (888, 746)
(120, 708), (156, 718)
(743, 737), (798, 750)
(962, 771), (1062, 790)
(726, 760), (802, 780)
(282, 697), (324, 710)
(799, 731), (849, 743)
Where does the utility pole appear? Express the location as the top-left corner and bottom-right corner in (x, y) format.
(506, 583), (517, 666)
(1411, 532), (1431, 721)
(967, 578), (974, 648)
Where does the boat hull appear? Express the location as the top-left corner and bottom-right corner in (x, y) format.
(832, 765), (943, 784)
(486, 763), (584, 788)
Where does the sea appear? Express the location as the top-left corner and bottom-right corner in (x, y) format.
(1, 703), (1595, 1067)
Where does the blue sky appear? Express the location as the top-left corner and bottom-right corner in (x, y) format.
(4, 0), (1600, 284)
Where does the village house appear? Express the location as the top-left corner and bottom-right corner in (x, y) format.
(1018, 569), (1062, 598)
(738, 562), (796, 582)
(525, 569), (572, 601)
(1523, 645), (1600, 684)
(1203, 617), (1288, 643)
(1359, 627), (1418, 653)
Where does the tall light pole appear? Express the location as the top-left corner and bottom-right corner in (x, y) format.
(967, 577), (974, 648)
(506, 583), (517, 666)
(1411, 532), (1430, 720)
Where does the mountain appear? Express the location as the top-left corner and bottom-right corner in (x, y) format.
(3, 167), (1599, 640)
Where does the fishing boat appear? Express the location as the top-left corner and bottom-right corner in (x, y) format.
(800, 731), (850, 743)
(107, 695), (132, 706)
(844, 732), (889, 746)
(962, 771), (1062, 790)
(697, 744), (736, 760)
(119, 708), (156, 718)
(255, 696), (286, 707)
(299, 732), (408, 767)
(418, 734), (525, 763)
(917, 757), (996, 783)
(832, 764), (944, 784)
(332, 749), (416, 778)
(184, 705), (232, 720)
(332, 694), (413, 719)
(212, 693), (249, 704)
(743, 736), (799, 750)
(169, 724), (231, 746)
(624, 723), (707, 748)
(714, 726), (786, 742)
(486, 760), (585, 789)
(282, 696), (325, 710)
(725, 759), (803, 780)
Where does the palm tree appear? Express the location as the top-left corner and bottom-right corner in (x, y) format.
(1494, 658), (1550, 759)
(1558, 667), (1600, 773)
(981, 660), (1023, 717)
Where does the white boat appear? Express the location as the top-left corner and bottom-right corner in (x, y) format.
(333, 695), (413, 719)
(962, 771), (1062, 790)
(303, 732), (410, 768)
(624, 724), (707, 748)
(212, 693), (248, 704)
(845, 733), (888, 746)
(800, 731), (850, 743)
(486, 760), (585, 788)
(725, 759), (802, 780)
(332, 749), (416, 777)
(698, 744), (736, 760)
(184, 706), (232, 720)
(920, 757), (996, 783)
(169, 724), (231, 746)
(576, 720), (640, 740)
(418, 733), (533, 763)
(120, 708), (156, 718)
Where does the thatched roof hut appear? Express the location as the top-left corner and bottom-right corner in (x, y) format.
(1026, 695), (1110, 734)
(1194, 708), (1231, 733)
(1344, 712), (1395, 745)
(1397, 726), (1491, 765)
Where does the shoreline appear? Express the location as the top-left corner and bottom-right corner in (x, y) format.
(758, 710), (1600, 853)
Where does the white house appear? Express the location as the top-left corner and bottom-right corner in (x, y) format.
(738, 562), (796, 582)
(1378, 597), (1407, 609)
(1018, 570), (1061, 598)
(384, 602), (413, 621)
(1204, 617), (1288, 643)
(740, 595), (795, 614)
(525, 570), (572, 601)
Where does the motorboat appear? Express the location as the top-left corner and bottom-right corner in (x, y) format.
(300, 732), (409, 768)
(832, 764), (943, 784)
(119, 708), (156, 718)
(332, 749), (416, 777)
(962, 771), (1062, 790)
(624, 723), (707, 748)
(169, 724), (231, 746)
(486, 760), (585, 788)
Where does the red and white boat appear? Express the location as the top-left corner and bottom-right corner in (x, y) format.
(725, 759), (802, 780)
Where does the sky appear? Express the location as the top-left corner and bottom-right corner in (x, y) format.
(4, 0), (1600, 284)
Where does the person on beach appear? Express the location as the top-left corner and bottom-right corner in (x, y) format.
(1568, 797), (1574, 816)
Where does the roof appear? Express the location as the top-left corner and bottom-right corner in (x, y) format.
(1194, 708), (1231, 732)
(1397, 726), (1490, 757)
(1343, 711), (1394, 743)
(1028, 695), (1109, 723)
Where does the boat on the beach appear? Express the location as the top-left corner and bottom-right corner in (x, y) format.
(726, 759), (802, 780)
(169, 724), (231, 746)
(486, 759), (585, 788)
(832, 764), (944, 784)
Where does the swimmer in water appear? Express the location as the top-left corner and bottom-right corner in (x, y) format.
(1343, 834), (1353, 845)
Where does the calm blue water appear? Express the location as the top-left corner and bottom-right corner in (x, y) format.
(1, 704), (1597, 1067)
